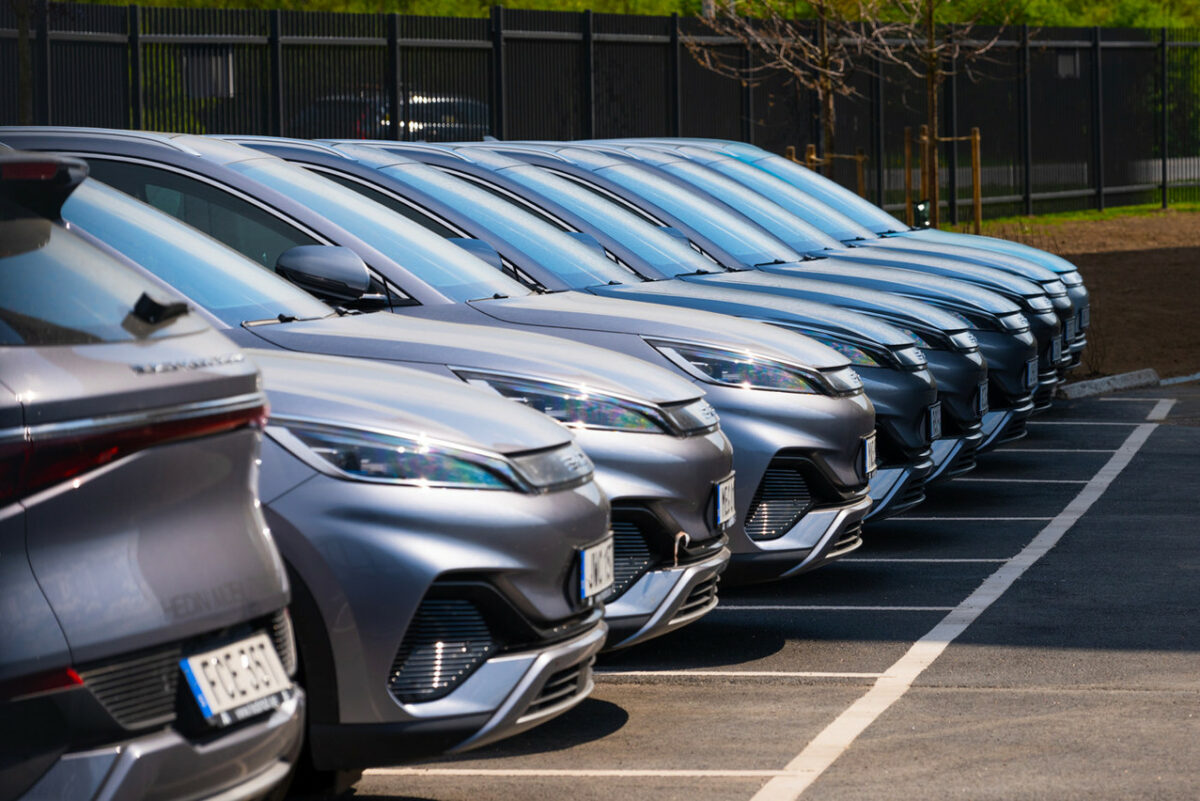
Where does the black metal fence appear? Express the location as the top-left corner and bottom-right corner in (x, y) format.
(4, 1), (1200, 220)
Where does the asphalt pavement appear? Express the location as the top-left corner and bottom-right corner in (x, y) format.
(350, 383), (1200, 801)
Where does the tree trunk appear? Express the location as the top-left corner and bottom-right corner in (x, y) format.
(924, 0), (940, 227)
(817, 2), (835, 177)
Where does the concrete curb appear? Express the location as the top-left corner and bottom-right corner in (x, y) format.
(1057, 368), (1161, 400)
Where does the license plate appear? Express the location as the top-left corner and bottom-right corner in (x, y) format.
(1080, 307), (1090, 329)
(928, 402), (942, 440)
(715, 474), (737, 529)
(977, 381), (989, 415)
(861, 434), (877, 478)
(1026, 358), (1039, 389)
(580, 538), (614, 600)
(1051, 336), (1063, 362)
(180, 633), (293, 727)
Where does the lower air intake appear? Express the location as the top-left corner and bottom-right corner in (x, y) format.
(521, 659), (590, 720)
(745, 463), (815, 540)
(388, 599), (496, 704)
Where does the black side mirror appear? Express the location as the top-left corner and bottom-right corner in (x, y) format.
(448, 237), (504, 271)
(275, 245), (370, 303)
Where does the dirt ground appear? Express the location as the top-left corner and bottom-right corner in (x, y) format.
(967, 210), (1200, 380)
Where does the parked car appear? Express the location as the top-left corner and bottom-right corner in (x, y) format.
(235, 137), (953, 515)
(0, 152), (304, 800)
(288, 91), (489, 142)
(646, 138), (1090, 369)
(3, 127), (880, 586)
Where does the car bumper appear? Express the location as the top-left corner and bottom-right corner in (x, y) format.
(602, 546), (730, 650)
(21, 691), (304, 801)
(927, 429), (984, 483)
(866, 449), (935, 520)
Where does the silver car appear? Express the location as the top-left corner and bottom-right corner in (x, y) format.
(0, 153), (304, 800)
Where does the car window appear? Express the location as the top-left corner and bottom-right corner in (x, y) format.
(752, 153), (906, 234)
(0, 215), (203, 346)
(63, 180), (333, 328)
(312, 168), (462, 239)
(83, 158), (321, 269)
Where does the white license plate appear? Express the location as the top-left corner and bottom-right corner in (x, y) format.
(1052, 336), (1063, 362)
(180, 633), (293, 727)
(1026, 358), (1039, 389)
(861, 434), (877, 478)
(716, 475), (737, 529)
(580, 538), (614, 599)
(977, 382), (989, 415)
(1080, 307), (1090, 329)
(928, 402), (943, 440)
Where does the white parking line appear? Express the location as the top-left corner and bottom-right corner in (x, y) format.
(897, 516), (1053, 521)
(1000, 448), (1115, 453)
(749, 422), (1158, 801)
(366, 768), (813, 778)
(954, 478), (1087, 484)
(1098, 397), (1168, 402)
(1148, 399), (1177, 421)
(1027, 420), (1139, 426)
(843, 558), (1007, 564)
(715, 605), (954, 612)
(596, 670), (884, 679)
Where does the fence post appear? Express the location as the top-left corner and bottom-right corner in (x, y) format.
(971, 127), (982, 235)
(582, 10), (595, 139)
(34, 0), (50, 124)
(804, 143), (817, 170)
(855, 148), (866, 198)
(490, 5), (505, 139)
(918, 123), (930, 205)
(1161, 26), (1169, 209)
(1092, 26), (1104, 211)
(388, 13), (402, 141)
(742, 46), (753, 143)
(128, 4), (144, 130)
(669, 13), (681, 136)
(904, 126), (913, 226)
(268, 9), (283, 136)
(873, 53), (884, 207)
(1021, 24), (1033, 216)
(947, 50), (959, 225)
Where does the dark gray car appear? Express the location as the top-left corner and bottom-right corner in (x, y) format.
(0, 153), (304, 800)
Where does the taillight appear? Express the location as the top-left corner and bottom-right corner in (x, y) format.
(1, 403), (268, 506)
(0, 667), (83, 702)
(1, 161), (61, 181)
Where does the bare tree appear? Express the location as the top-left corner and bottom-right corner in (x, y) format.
(687, 0), (879, 175)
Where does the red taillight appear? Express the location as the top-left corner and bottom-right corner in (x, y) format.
(0, 667), (84, 702)
(1, 162), (61, 182)
(1, 403), (268, 507)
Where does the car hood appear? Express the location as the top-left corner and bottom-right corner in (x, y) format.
(760, 258), (1023, 315)
(686, 270), (972, 333)
(248, 349), (573, 455)
(818, 247), (1046, 297)
(591, 279), (915, 348)
(860, 236), (1059, 282)
(897, 228), (1081, 275)
(244, 310), (702, 406)
(466, 290), (854, 370)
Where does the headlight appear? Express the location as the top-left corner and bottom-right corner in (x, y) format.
(1043, 280), (1067, 297)
(898, 327), (932, 348)
(999, 312), (1030, 332)
(948, 331), (979, 351)
(270, 419), (591, 492)
(457, 371), (674, 434)
(1025, 295), (1054, 313)
(807, 336), (880, 367)
(660, 397), (721, 434)
(1060, 270), (1083, 287)
(893, 345), (928, 368)
(649, 339), (854, 395)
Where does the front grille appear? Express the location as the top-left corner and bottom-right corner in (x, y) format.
(270, 609), (297, 677)
(388, 599), (496, 704)
(77, 644), (182, 731)
(608, 518), (655, 601)
(521, 660), (590, 720)
(671, 575), (719, 623)
(745, 464), (815, 540)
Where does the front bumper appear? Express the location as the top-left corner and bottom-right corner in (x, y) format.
(603, 546), (730, 650)
(866, 449), (935, 520)
(22, 692), (304, 801)
(927, 428), (984, 482)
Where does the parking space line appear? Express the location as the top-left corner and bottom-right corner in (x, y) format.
(715, 605), (954, 612)
(898, 516), (1053, 521)
(596, 670), (885, 679)
(1098, 397), (1167, 402)
(843, 558), (1007, 564)
(1000, 448), (1115, 453)
(366, 768), (813, 778)
(1148, 399), (1177, 421)
(749, 422), (1158, 801)
(1027, 420), (1140, 426)
(954, 478), (1087, 484)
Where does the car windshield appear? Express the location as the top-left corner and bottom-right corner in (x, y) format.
(686, 150), (877, 242)
(228, 158), (531, 302)
(749, 153), (907, 234)
(497, 164), (717, 279)
(645, 155), (845, 253)
(63, 180), (333, 327)
(585, 160), (803, 266)
(379, 162), (636, 289)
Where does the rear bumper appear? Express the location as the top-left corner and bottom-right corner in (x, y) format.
(309, 622), (607, 768)
(602, 547), (730, 651)
(21, 691), (304, 801)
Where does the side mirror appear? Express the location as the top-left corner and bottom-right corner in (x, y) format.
(448, 237), (503, 271)
(564, 231), (607, 258)
(275, 245), (370, 303)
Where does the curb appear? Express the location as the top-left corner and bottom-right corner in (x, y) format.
(1057, 368), (1161, 400)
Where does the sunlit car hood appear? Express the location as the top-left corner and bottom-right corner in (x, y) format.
(591, 280), (915, 348)
(861, 236), (1060, 282)
(464, 290), (855, 370)
(245, 311), (703, 406)
(816, 248), (1048, 297)
(897, 228), (1081, 275)
(249, 349), (575, 456)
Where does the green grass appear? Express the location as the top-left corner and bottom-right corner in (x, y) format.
(945, 201), (1200, 234)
